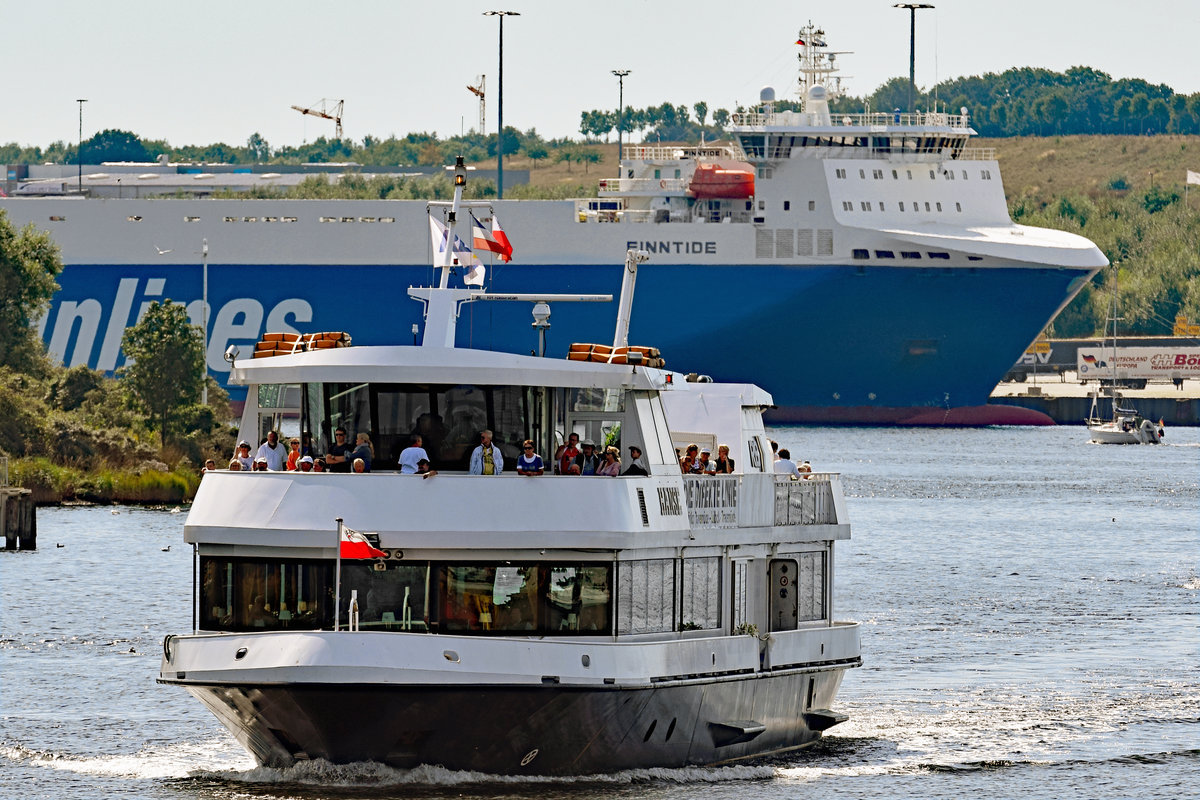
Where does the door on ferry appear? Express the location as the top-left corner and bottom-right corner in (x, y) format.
(768, 558), (799, 632)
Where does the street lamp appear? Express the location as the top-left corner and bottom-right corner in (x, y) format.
(75, 99), (87, 193)
(483, 10), (520, 199)
(612, 70), (631, 163)
(893, 4), (934, 114)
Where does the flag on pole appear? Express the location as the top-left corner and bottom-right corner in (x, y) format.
(1188, 170), (1200, 186)
(491, 215), (513, 262)
(428, 214), (472, 266)
(470, 213), (508, 260)
(340, 526), (387, 559)
(464, 253), (486, 287)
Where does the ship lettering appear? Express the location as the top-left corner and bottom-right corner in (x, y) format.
(43, 278), (312, 376)
(657, 486), (682, 516)
(626, 241), (717, 255)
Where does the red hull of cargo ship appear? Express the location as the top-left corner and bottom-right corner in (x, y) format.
(765, 403), (1056, 427)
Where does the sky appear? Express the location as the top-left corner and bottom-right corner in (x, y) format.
(3, 0), (1198, 151)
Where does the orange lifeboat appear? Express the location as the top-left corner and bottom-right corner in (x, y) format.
(688, 161), (755, 199)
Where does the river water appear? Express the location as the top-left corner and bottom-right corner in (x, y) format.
(2, 426), (1197, 799)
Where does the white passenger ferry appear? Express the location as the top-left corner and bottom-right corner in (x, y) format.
(158, 159), (861, 775)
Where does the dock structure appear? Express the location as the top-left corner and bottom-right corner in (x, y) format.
(990, 375), (1200, 425)
(1, 459), (36, 550)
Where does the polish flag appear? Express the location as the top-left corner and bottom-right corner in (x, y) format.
(492, 215), (513, 262)
(340, 527), (387, 559)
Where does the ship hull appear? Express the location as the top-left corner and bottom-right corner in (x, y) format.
(36, 257), (1090, 423)
(181, 668), (847, 775)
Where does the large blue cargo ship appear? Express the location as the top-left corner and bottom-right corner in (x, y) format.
(2, 24), (1105, 424)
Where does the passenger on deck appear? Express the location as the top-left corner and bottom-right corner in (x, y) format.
(247, 595), (275, 628)
(713, 444), (735, 474)
(770, 439), (780, 464)
(352, 457), (367, 473)
(326, 427), (354, 472)
(253, 457), (269, 471)
(799, 460), (812, 478)
(774, 448), (802, 479)
(622, 445), (648, 476)
(398, 434), (429, 474)
(350, 433), (374, 472)
(234, 440), (254, 470)
(202, 459), (217, 473)
(257, 431), (286, 471)
(516, 440), (544, 476)
(417, 458), (438, 478)
(300, 430), (313, 457)
(697, 447), (715, 474)
(679, 444), (700, 474)
(227, 459), (242, 471)
(571, 439), (601, 475)
(286, 437), (302, 471)
(298, 455), (314, 472)
(470, 430), (504, 475)
(597, 446), (621, 476)
(313, 457), (327, 472)
(554, 433), (580, 475)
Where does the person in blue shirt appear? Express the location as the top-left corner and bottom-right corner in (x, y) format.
(516, 440), (544, 476)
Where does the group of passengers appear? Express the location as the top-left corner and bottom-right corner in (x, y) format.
(677, 443), (736, 475)
(769, 439), (813, 479)
(550, 433), (646, 477)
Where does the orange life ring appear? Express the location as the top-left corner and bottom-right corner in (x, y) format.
(659, 179), (667, 189)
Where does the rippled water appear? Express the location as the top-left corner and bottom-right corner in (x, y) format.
(2, 426), (1197, 799)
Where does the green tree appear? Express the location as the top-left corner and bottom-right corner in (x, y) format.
(0, 209), (62, 374)
(120, 301), (205, 446)
(525, 144), (548, 168)
(246, 132), (270, 161)
(692, 101), (708, 126)
(79, 129), (151, 163)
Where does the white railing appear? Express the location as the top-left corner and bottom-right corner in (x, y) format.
(623, 145), (737, 162)
(731, 110), (970, 129)
(957, 147), (996, 161)
(597, 177), (689, 193)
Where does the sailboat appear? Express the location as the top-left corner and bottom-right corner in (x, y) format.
(1085, 269), (1163, 444)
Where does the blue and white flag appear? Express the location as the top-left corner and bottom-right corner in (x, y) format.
(428, 214), (472, 266)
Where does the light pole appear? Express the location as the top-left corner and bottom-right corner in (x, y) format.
(893, 4), (933, 114)
(201, 238), (209, 405)
(75, 99), (87, 193)
(483, 10), (519, 199)
(612, 69), (631, 163)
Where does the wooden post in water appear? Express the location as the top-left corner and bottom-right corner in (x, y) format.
(1, 458), (37, 550)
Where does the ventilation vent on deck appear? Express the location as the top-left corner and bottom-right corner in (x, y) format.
(796, 229), (814, 257)
(775, 229), (794, 258)
(817, 229), (834, 255)
(755, 228), (774, 259)
(637, 488), (650, 527)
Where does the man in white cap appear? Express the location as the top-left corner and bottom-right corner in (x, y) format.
(571, 439), (602, 475)
(697, 447), (716, 474)
(298, 455), (314, 472)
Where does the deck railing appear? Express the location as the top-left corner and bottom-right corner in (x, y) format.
(731, 110), (970, 128)
(682, 473), (840, 530)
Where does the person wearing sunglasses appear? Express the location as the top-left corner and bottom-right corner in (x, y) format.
(516, 439), (544, 476)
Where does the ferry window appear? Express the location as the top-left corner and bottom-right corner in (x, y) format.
(758, 200), (766, 210)
(852, 249), (869, 260)
(936, 202), (943, 212)
(783, 201), (790, 211)
(200, 556), (335, 632)
(962, 170), (968, 180)
(654, 169), (661, 180)
(343, 562), (431, 631)
(571, 387), (624, 412)
(834, 168), (846, 179)
(740, 135), (765, 158)
(956, 202), (963, 212)
(878, 202), (885, 211)
(872, 169), (883, 180)
(842, 201), (853, 211)
(808, 200), (815, 211)
(900, 251), (922, 259)
(858, 169), (866, 179)
(927, 252), (951, 259)
(906, 170), (913, 180)
(440, 563), (611, 635)
(874, 250), (896, 259)
(617, 559), (675, 634)
(860, 202), (871, 211)
(899, 202), (905, 211)
(913, 201), (920, 211)
(674, 169), (681, 179)
(924, 202), (931, 211)
(680, 557), (721, 630)
(796, 551), (826, 622)
(892, 170), (899, 180)
(929, 170), (936, 180)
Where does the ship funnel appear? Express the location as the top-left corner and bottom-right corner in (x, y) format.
(807, 84), (831, 125)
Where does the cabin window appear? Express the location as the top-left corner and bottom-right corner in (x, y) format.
(654, 169), (661, 180)
(874, 250), (896, 259)
(872, 169), (883, 180)
(680, 557), (721, 630)
(783, 200), (791, 211)
(901, 251), (922, 259)
(892, 170), (899, 180)
(842, 201), (853, 211)
(858, 169), (866, 179)
(852, 248), (869, 260)
(878, 202), (885, 212)
(906, 170), (913, 180)
(808, 200), (816, 211)
(929, 170), (936, 180)
(617, 559), (676, 634)
(740, 135), (765, 158)
(198, 556), (612, 635)
(796, 551), (826, 622)
(835, 168), (846, 179)
(899, 202), (905, 211)
(860, 202), (871, 211)
(936, 202), (943, 212)
(928, 251), (951, 259)
(962, 170), (968, 180)
(924, 202), (931, 212)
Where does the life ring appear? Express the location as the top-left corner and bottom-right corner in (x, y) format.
(660, 179), (667, 189)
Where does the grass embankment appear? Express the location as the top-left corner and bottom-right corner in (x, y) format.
(11, 458), (199, 505)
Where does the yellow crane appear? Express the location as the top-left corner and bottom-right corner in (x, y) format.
(290, 99), (344, 139)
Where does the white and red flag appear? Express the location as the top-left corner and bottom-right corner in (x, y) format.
(340, 526), (386, 559)
(471, 213), (513, 262)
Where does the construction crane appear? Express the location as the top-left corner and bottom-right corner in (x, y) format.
(290, 98), (344, 139)
(467, 76), (485, 135)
